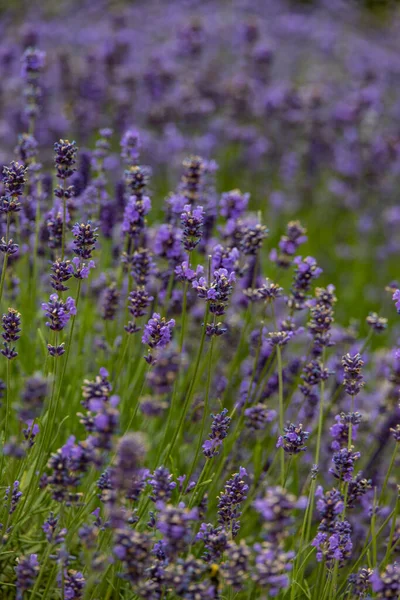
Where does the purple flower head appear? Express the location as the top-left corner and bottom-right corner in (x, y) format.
(211, 244), (240, 272)
(120, 128), (141, 164)
(197, 523), (229, 562)
(21, 47), (46, 77)
(252, 542), (294, 595)
(315, 486), (344, 532)
(217, 467), (248, 537)
(154, 224), (184, 264)
(220, 189), (249, 220)
(393, 289), (400, 313)
(348, 567), (373, 598)
(149, 466), (176, 503)
(71, 257), (95, 279)
(180, 204), (204, 251)
(142, 313), (175, 349)
(220, 540), (251, 591)
(244, 404), (276, 430)
(330, 447), (360, 482)
(42, 294), (76, 331)
(202, 408), (231, 458)
(15, 554), (39, 600)
(122, 194), (151, 239)
(277, 422), (309, 454)
(371, 563), (400, 598)
(175, 261), (204, 283)
(288, 256), (323, 311)
(366, 312), (387, 333)
(192, 268), (235, 316)
(253, 486), (303, 539)
(101, 283), (119, 321)
(330, 412), (362, 451)
(5, 480), (22, 514)
(72, 222), (98, 259)
(54, 139), (77, 179)
(157, 502), (198, 555)
(50, 259), (73, 291)
(180, 155), (205, 204)
(312, 520), (352, 567)
(2, 160), (27, 202)
(342, 353), (364, 397)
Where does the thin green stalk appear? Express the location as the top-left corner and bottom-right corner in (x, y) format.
(0, 213), (11, 305)
(314, 348), (327, 467)
(61, 179), (67, 260)
(383, 491), (400, 565)
(163, 304), (210, 467)
(4, 359), (11, 444)
(276, 344), (285, 487)
(186, 327), (215, 485)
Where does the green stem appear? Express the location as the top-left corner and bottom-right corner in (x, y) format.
(186, 328), (215, 485)
(163, 304), (210, 467)
(314, 348), (327, 467)
(0, 214), (11, 305)
(61, 179), (67, 260)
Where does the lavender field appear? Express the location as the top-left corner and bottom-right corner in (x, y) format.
(0, 1), (399, 598)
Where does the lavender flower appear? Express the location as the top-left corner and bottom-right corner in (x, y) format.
(202, 408), (231, 458)
(315, 486), (344, 532)
(149, 466), (176, 503)
(342, 353), (364, 397)
(330, 447), (361, 482)
(192, 268), (235, 315)
(5, 481), (22, 514)
(1, 308), (21, 360)
(142, 313), (175, 349)
(312, 519), (352, 567)
(54, 139), (77, 179)
(175, 261), (204, 283)
(288, 256), (322, 311)
(220, 189), (249, 220)
(196, 523), (229, 562)
(15, 554), (39, 600)
(348, 567), (373, 598)
(42, 294), (76, 331)
(270, 221), (307, 268)
(72, 222), (98, 259)
(50, 259), (73, 292)
(366, 312), (388, 333)
(217, 467), (248, 537)
(371, 563), (400, 598)
(101, 284), (119, 321)
(252, 542), (294, 595)
(330, 412), (362, 451)
(1, 162), (27, 213)
(180, 204), (204, 251)
(245, 403), (276, 430)
(157, 502), (198, 556)
(277, 422), (309, 454)
(220, 540), (250, 590)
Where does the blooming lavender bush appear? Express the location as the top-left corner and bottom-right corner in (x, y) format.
(0, 1), (399, 599)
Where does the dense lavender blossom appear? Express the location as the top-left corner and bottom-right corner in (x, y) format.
(149, 466), (176, 503)
(348, 567), (373, 598)
(330, 447), (361, 482)
(72, 222), (98, 259)
(371, 563), (400, 598)
(288, 256), (322, 310)
(202, 408), (231, 457)
(1, 308), (21, 359)
(312, 520), (352, 567)
(342, 353), (364, 397)
(54, 140), (77, 179)
(252, 542), (294, 596)
(42, 294), (76, 331)
(245, 403), (276, 430)
(1, 162), (27, 213)
(270, 221), (307, 268)
(180, 204), (204, 251)
(142, 313), (175, 350)
(277, 422), (309, 454)
(192, 268), (235, 315)
(5, 481), (22, 514)
(101, 284), (119, 320)
(217, 467), (248, 537)
(220, 189), (249, 220)
(15, 554), (39, 600)
(220, 540), (250, 590)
